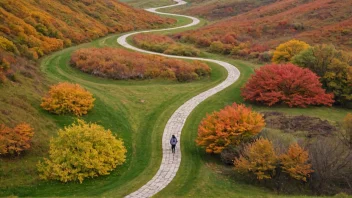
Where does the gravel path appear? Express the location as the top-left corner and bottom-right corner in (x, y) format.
(118, 1), (241, 197)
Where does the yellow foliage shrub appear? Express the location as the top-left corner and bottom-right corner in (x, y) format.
(280, 143), (313, 182)
(0, 123), (34, 155)
(37, 120), (127, 183)
(0, 36), (17, 53)
(234, 138), (278, 180)
(41, 82), (95, 116)
(272, 39), (310, 63)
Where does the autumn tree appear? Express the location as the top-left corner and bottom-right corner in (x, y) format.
(241, 63), (334, 107)
(234, 138), (278, 180)
(280, 143), (313, 182)
(292, 44), (352, 105)
(0, 123), (34, 155)
(196, 103), (265, 154)
(272, 39), (310, 63)
(41, 82), (95, 116)
(37, 120), (127, 183)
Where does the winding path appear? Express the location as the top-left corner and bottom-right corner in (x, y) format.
(118, 1), (241, 197)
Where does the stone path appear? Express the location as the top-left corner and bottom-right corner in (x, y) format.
(118, 1), (241, 197)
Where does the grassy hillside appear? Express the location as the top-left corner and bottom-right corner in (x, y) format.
(179, 0), (352, 51)
(0, 0), (175, 192)
(0, 0), (174, 60)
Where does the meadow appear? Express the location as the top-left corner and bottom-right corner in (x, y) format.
(0, 1), (351, 197)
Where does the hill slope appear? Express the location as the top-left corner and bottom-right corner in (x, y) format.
(0, 0), (174, 60)
(180, 0), (352, 51)
(0, 0), (174, 188)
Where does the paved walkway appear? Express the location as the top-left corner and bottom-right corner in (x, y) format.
(118, 1), (241, 197)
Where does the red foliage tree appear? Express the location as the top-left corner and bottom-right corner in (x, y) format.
(241, 63), (334, 107)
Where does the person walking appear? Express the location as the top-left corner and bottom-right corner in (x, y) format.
(170, 135), (178, 154)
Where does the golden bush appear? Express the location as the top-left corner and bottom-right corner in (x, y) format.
(41, 82), (95, 116)
(37, 120), (127, 183)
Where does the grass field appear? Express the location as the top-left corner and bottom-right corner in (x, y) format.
(0, 14), (228, 197)
(1, 2), (351, 198)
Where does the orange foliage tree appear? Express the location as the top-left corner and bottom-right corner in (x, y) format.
(41, 82), (95, 116)
(196, 103), (265, 154)
(241, 63), (334, 107)
(272, 39), (310, 63)
(0, 123), (34, 155)
(234, 138), (278, 180)
(280, 143), (314, 182)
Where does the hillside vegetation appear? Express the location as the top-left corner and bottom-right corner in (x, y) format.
(179, 0), (276, 20)
(0, 0), (174, 83)
(179, 0), (352, 52)
(0, 0), (174, 190)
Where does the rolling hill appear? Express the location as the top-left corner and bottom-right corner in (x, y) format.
(179, 0), (352, 52)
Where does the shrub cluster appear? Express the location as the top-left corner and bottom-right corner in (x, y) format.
(0, 123), (34, 155)
(133, 34), (200, 57)
(37, 120), (127, 183)
(70, 48), (211, 82)
(41, 82), (95, 116)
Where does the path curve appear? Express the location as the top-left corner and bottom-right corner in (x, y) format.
(118, 1), (240, 197)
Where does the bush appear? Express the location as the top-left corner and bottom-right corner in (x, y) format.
(280, 143), (313, 182)
(307, 136), (352, 195)
(37, 120), (127, 183)
(196, 103), (265, 154)
(292, 44), (352, 106)
(272, 39), (310, 63)
(41, 82), (95, 116)
(70, 48), (210, 82)
(209, 41), (225, 54)
(234, 138), (278, 180)
(164, 44), (200, 57)
(241, 63), (334, 107)
(0, 123), (34, 155)
(133, 34), (200, 57)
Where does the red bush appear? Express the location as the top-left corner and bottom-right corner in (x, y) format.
(241, 63), (334, 107)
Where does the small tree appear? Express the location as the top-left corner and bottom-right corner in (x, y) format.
(272, 39), (310, 63)
(241, 63), (334, 107)
(196, 103), (265, 154)
(234, 138), (278, 180)
(0, 123), (34, 155)
(292, 44), (352, 106)
(280, 143), (313, 182)
(41, 82), (95, 116)
(37, 120), (127, 183)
